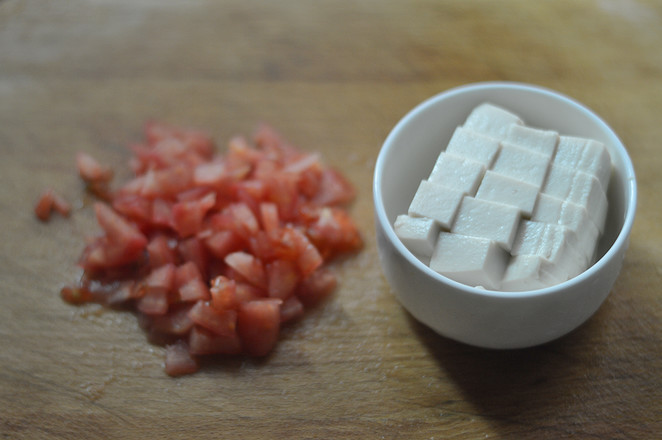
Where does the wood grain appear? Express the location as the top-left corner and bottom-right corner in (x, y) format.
(1, 0), (660, 438)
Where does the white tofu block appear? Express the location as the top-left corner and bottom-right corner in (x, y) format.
(511, 221), (587, 281)
(553, 136), (612, 191)
(475, 170), (539, 217)
(463, 103), (524, 139)
(428, 152), (486, 196)
(451, 197), (521, 251)
(394, 214), (440, 259)
(504, 123), (559, 158)
(429, 232), (509, 290)
(541, 165), (608, 233)
(501, 255), (563, 292)
(531, 194), (600, 262)
(408, 180), (464, 229)
(445, 126), (501, 168)
(491, 142), (551, 188)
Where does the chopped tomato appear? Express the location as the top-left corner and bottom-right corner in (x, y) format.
(54, 122), (362, 375)
(165, 340), (199, 377)
(76, 152), (113, 183)
(237, 299), (282, 357)
(35, 188), (71, 221)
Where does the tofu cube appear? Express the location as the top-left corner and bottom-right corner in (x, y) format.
(531, 194), (600, 262)
(408, 180), (464, 229)
(475, 170), (539, 217)
(541, 165), (608, 233)
(463, 103), (524, 139)
(504, 123), (559, 158)
(491, 141), (551, 188)
(445, 126), (501, 168)
(501, 255), (562, 292)
(429, 232), (509, 290)
(553, 136), (612, 191)
(511, 220), (587, 281)
(394, 214), (440, 259)
(451, 197), (521, 251)
(428, 152), (486, 196)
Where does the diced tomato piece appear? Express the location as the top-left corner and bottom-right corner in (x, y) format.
(51, 191), (72, 217)
(113, 194), (152, 224)
(82, 203), (148, 269)
(149, 304), (195, 336)
(145, 263), (176, 292)
(177, 237), (209, 279)
(203, 229), (242, 259)
(60, 285), (94, 305)
(171, 192), (216, 238)
(137, 287), (169, 315)
(188, 325), (242, 355)
(165, 340), (199, 377)
(146, 234), (177, 269)
(188, 301), (237, 336)
(265, 173), (300, 222)
(259, 202), (280, 235)
(175, 261), (210, 302)
(34, 189), (55, 221)
(307, 207), (363, 258)
(237, 299), (282, 357)
(267, 259), (299, 300)
(35, 188), (71, 221)
(210, 276), (238, 311)
(139, 165), (193, 199)
(235, 282), (265, 303)
(224, 251), (267, 291)
(311, 168), (356, 206)
(296, 268), (337, 306)
(77, 152), (113, 183)
(280, 296), (304, 324)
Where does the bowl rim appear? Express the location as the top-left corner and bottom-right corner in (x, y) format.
(373, 81), (637, 299)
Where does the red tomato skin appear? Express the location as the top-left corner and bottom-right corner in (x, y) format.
(76, 151), (113, 183)
(188, 326), (242, 355)
(296, 268), (337, 306)
(90, 203), (148, 269)
(267, 259), (299, 300)
(279, 296), (304, 324)
(34, 189), (55, 221)
(224, 251), (267, 291)
(237, 299), (282, 357)
(188, 301), (237, 337)
(209, 276), (238, 311)
(165, 341), (199, 377)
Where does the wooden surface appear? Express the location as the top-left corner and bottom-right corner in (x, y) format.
(1, 1), (660, 438)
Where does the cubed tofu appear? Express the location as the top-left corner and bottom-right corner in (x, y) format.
(531, 193), (600, 262)
(408, 180), (464, 229)
(553, 136), (612, 191)
(445, 126), (501, 168)
(511, 220), (587, 281)
(394, 214), (440, 259)
(475, 170), (539, 217)
(504, 123), (559, 158)
(541, 165), (608, 233)
(501, 255), (562, 292)
(429, 232), (509, 290)
(463, 103), (524, 139)
(491, 141), (551, 188)
(428, 152), (486, 196)
(451, 197), (521, 251)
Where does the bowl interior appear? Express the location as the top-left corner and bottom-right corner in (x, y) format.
(375, 82), (636, 291)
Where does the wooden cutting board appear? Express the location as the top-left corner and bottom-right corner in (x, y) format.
(1, 1), (660, 438)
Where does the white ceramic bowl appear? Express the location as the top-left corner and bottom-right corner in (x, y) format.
(373, 82), (637, 349)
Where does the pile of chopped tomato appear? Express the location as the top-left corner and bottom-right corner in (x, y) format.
(56, 122), (362, 376)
